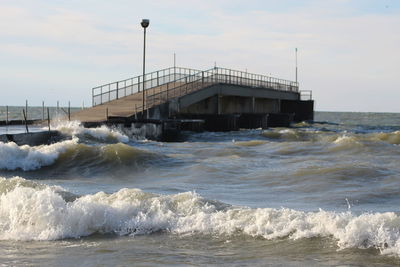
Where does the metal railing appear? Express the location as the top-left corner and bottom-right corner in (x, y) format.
(92, 67), (201, 106)
(300, 90), (313, 101)
(145, 67), (299, 109)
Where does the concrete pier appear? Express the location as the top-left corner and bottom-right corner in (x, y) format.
(0, 67), (314, 145)
(70, 66), (314, 140)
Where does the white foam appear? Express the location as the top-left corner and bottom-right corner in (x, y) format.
(0, 121), (130, 171)
(0, 177), (399, 257)
(50, 120), (129, 143)
(334, 135), (356, 144)
(0, 138), (78, 171)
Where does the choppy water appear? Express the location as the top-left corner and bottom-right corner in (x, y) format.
(1, 110), (400, 266)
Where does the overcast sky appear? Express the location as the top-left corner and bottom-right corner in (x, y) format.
(0, 0), (399, 112)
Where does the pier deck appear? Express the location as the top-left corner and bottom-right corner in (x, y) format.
(71, 67), (312, 125)
(71, 91), (143, 122)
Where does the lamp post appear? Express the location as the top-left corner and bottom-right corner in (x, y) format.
(141, 19), (149, 115)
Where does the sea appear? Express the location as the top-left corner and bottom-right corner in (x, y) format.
(0, 107), (400, 266)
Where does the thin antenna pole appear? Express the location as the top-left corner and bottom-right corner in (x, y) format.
(22, 109), (29, 133)
(295, 48), (298, 83)
(174, 52), (176, 81)
(47, 107), (50, 131)
(42, 101), (45, 120)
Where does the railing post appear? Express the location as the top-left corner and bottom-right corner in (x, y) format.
(116, 82), (119, 99)
(47, 107), (50, 131)
(22, 109), (29, 133)
(134, 104), (137, 119)
(6, 105), (8, 126)
(138, 76), (141, 92)
(224, 70), (228, 83)
(166, 82), (169, 100)
(157, 71), (159, 86)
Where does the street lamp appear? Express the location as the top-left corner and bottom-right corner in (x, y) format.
(141, 19), (149, 115)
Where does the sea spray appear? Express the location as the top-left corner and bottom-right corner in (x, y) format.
(1, 177), (399, 257)
(50, 120), (129, 143)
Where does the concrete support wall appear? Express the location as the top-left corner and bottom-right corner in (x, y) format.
(178, 95), (279, 115)
(179, 95), (218, 114)
(220, 96), (253, 114)
(178, 84), (299, 110)
(280, 100), (314, 122)
(254, 98), (280, 113)
(145, 84), (309, 130)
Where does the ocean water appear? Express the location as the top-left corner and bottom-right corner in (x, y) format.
(1, 110), (400, 266)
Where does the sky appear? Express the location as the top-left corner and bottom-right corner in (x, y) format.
(0, 0), (399, 112)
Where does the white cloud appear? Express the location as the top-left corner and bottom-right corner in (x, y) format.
(0, 1), (399, 111)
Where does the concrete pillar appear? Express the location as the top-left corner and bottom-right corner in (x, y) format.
(217, 95), (221, 115)
(278, 99), (281, 113)
(252, 97), (255, 113)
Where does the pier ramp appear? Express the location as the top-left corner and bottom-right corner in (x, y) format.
(71, 66), (313, 139)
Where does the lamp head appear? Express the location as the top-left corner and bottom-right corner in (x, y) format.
(141, 19), (150, 28)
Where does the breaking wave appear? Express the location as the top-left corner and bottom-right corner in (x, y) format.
(0, 139), (78, 171)
(51, 120), (129, 143)
(262, 128), (400, 146)
(1, 177), (399, 257)
(0, 122), (159, 172)
(234, 140), (267, 147)
(373, 131), (400, 145)
(0, 139), (158, 172)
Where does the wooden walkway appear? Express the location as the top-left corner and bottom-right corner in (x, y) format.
(71, 82), (185, 122)
(70, 91), (142, 122)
